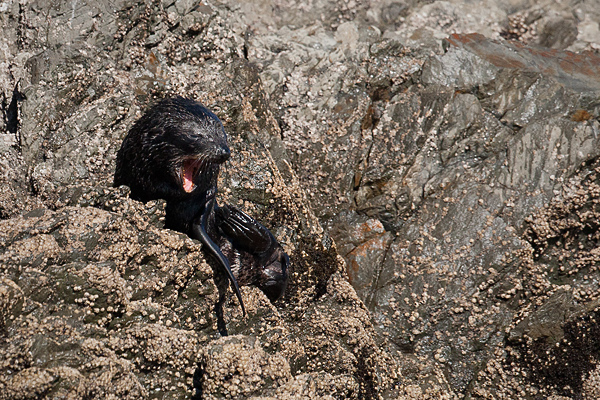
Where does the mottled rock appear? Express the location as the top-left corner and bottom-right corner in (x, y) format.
(198, 335), (291, 399)
(446, 32), (600, 91)
(2, 0), (600, 399)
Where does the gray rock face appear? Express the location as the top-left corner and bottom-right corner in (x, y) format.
(1, 0), (600, 399)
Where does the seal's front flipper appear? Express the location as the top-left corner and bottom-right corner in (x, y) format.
(192, 198), (246, 317)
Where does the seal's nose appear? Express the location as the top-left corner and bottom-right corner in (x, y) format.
(214, 144), (231, 163)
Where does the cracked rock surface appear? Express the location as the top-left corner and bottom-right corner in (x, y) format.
(1, 0), (600, 399)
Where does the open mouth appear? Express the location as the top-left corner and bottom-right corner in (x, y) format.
(179, 146), (230, 193)
(180, 158), (204, 193)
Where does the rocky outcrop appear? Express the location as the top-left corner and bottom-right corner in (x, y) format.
(1, 0), (600, 399)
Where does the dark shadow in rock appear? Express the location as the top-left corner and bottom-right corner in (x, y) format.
(191, 361), (205, 400)
(3, 81), (26, 149)
(507, 309), (600, 398)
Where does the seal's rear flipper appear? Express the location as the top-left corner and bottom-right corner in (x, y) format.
(216, 204), (275, 255)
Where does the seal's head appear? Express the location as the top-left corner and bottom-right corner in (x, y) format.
(114, 96), (230, 203)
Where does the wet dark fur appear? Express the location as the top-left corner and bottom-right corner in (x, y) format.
(114, 96), (289, 313)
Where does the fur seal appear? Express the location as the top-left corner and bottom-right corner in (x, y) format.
(114, 96), (289, 315)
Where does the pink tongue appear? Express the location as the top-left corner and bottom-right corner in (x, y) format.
(182, 163), (195, 193)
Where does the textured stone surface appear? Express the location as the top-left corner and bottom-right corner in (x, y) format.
(1, 0), (600, 399)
